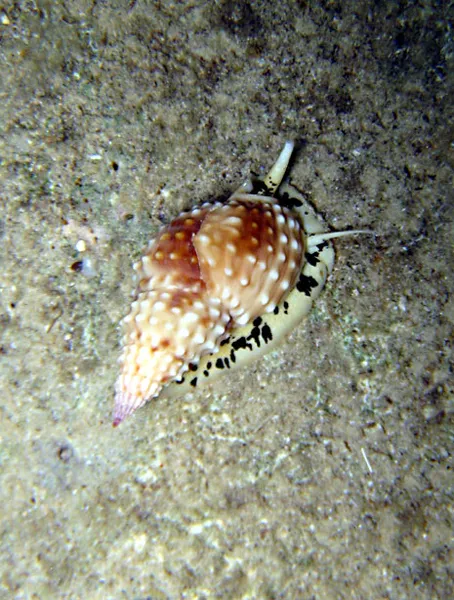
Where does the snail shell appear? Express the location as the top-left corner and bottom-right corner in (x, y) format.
(114, 142), (370, 425)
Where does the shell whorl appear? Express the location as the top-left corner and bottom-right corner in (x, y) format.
(114, 196), (305, 425)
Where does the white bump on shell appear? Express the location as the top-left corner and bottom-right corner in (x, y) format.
(247, 255), (257, 265)
(281, 280), (290, 291)
(225, 216), (243, 225)
(140, 299), (151, 311)
(198, 234), (210, 245)
(224, 267), (233, 276)
(150, 334), (161, 348)
(226, 243), (236, 253)
(269, 269), (279, 281)
(209, 307), (221, 319)
(138, 346), (149, 360)
(162, 354), (173, 366)
(236, 312), (250, 326)
(291, 239), (299, 250)
(280, 233), (288, 244)
(167, 365), (178, 378)
(193, 332), (206, 345)
(182, 311), (199, 324)
(213, 324), (226, 337)
(260, 294), (269, 305)
(227, 227), (241, 238)
(204, 339), (216, 351)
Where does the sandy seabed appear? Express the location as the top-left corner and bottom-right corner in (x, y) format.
(0, 1), (452, 599)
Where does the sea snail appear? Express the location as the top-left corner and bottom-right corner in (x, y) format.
(113, 142), (370, 426)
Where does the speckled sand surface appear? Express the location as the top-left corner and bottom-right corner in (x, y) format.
(0, 2), (453, 599)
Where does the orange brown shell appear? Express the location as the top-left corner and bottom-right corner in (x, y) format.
(113, 196), (305, 425)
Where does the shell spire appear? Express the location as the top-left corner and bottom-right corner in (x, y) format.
(113, 143), (305, 425)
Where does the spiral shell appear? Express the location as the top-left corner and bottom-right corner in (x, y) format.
(113, 142), (370, 425)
